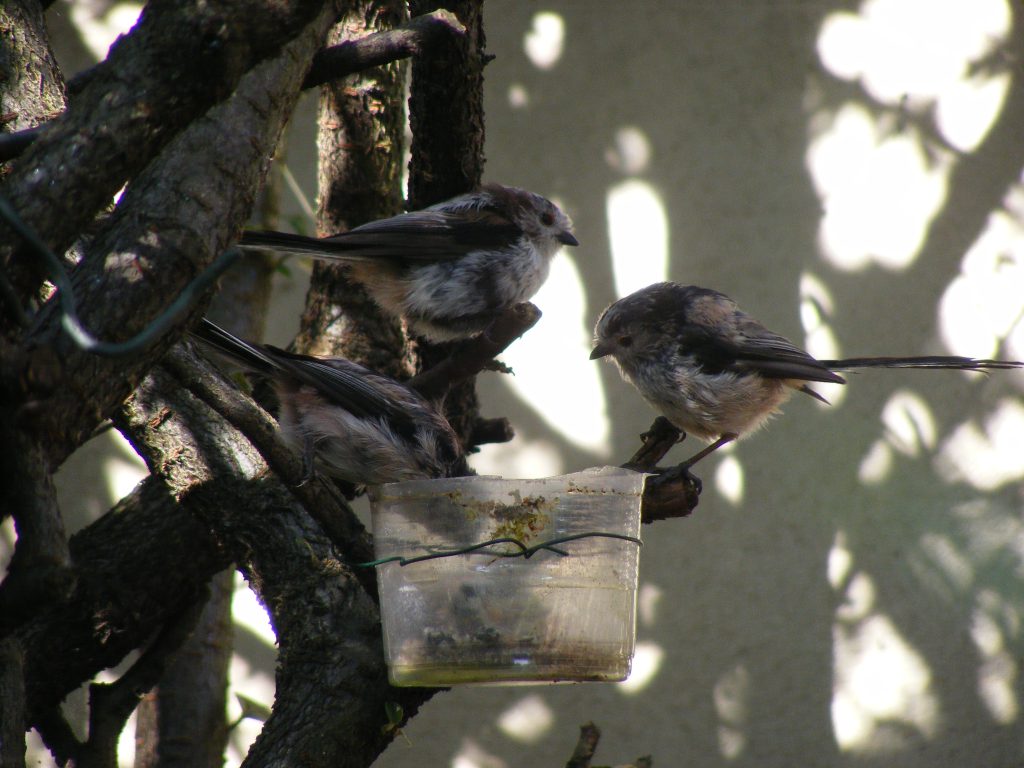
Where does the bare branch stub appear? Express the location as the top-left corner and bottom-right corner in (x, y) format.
(624, 418), (702, 523)
(565, 721), (601, 768)
(623, 416), (682, 472)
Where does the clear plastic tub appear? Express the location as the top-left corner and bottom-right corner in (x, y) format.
(369, 466), (645, 686)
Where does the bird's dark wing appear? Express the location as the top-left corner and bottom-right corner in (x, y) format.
(266, 347), (419, 434)
(338, 208), (523, 259)
(679, 324), (846, 385)
(241, 209), (522, 264)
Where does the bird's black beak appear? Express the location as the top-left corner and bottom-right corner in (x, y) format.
(590, 341), (612, 360)
(558, 230), (579, 246)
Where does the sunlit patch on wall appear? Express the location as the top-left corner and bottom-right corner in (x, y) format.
(103, 430), (148, 501)
(225, 578), (277, 765)
(227, 656), (276, 766)
(71, 1), (144, 61)
(858, 389), (937, 485)
(637, 582), (663, 627)
(831, 534), (939, 750)
(606, 179), (668, 298)
(806, 104), (951, 272)
(937, 72), (1011, 153)
(714, 664), (749, 760)
(800, 271), (845, 405)
(453, 739), (509, 768)
(714, 454), (744, 506)
(507, 83), (529, 109)
(920, 532), (974, 592)
(939, 179), (1024, 359)
(935, 398), (1024, 491)
(816, 0), (1010, 107)
(496, 695), (553, 743)
(972, 590), (1020, 724)
(487, 251), (611, 458)
(618, 641), (664, 695)
(605, 127), (652, 176)
(832, 611), (938, 749)
(828, 531), (853, 590)
(523, 12), (565, 70)
(232, 572), (277, 647)
(810, 0), (1012, 272)
(472, 438), (565, 479)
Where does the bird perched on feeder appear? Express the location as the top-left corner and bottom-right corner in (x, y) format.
(191, 318), (467, 486)
(237, 184), (577, 341)
(591, 281), (1023, 468)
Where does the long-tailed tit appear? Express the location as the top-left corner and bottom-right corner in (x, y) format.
(238, 184), (577, 341)
(191, 318), (468, 485)
(591, 282), (1023, 467)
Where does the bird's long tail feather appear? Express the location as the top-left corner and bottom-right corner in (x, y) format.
(822, 356), (1022, 372)
(238, 230), (375, 261)
(190, 318), (282, 375)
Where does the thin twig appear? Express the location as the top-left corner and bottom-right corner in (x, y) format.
(623, 416), (682, 471)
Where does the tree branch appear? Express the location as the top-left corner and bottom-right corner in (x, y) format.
(0, 421), (74, 634)
(0, 638), (27, 768)
(303, 9), (465, 89)
(163, 342), (376, 573)
(563, 722), (652, 768)
(406, 0), (489, 452)
(118, 363), (438, 767)
(0, 0), (332, 301)
(16, 476), (228, 737)
(565, 722), (601, 768)
(14, 0), (344, 470)
(34, 707), (80, 767)
(78, 595), (209, 768)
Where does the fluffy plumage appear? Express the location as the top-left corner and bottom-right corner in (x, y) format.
(238, 184), (577, 341)
(592, 282), (1022, 462)
(191, 319), (466, 485)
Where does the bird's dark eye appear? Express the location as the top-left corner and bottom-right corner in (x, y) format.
(618, 335), (633, 348)
(540, 211), (555, 226)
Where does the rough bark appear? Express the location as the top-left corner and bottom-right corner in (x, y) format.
(118, 360), (402, 768)
(0, 0), (327, 302)
(17, 477), (229, 730)
(297, 0), (412, 379)
(133, 573), (233, 768)
(0, 0), (66, 135)
(405, 0), (491, 448)
(132, 245), (278, 767)
(14, 1), (344, 471)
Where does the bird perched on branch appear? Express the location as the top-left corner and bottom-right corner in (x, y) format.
(591, 282), (1023, 468)
(191, 318), (467, 486)
(237, 183), (577, 341)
